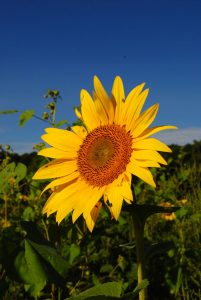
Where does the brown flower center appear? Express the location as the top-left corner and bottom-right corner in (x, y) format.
(77, 125), (133, 187)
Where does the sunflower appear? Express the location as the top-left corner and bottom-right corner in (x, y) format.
(33, 76), (177, 231)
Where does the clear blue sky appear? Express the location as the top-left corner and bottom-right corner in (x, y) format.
(0, 0), (201, 153)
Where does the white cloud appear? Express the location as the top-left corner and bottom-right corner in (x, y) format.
(154, 127), (201, 145)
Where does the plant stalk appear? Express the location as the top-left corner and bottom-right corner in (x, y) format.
(132, 212), (148, 300)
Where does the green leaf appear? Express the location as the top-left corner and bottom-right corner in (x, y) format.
(28, 239), (70, 278)
(175, 267), (182, 296)
(133, 279), (149, 295)
(121, 279), (149, 299)
(0, 162), (27, 192)
(69, 296), (119, 300)
(0, 109), (19, 114)
(67, 282), (122, 299)
(13, 241), (47, 297)
(14, 162), (27, 183)
(1, 227), (48, 297)
(0, 162), (16, 191)
(19, 109), (35, 127)
(55, 120), (68, 127)
(24, 240), (47, 296)
(69, 244), (80, 265)
(22, 207), (35, 221)
(117, 255), (126, 272)
(2, 226), (70, 294)
(100, 264), (113, 274)
(125, 204), (181, 224)
(175, 206), (190, 219)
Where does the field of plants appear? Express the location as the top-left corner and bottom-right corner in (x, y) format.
(0, 140), (200, 300)
(0, 95), (200, 299)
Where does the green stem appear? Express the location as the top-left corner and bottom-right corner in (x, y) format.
(51, 105), (56, 127)
(132, 212), (148, 300)
(33, 114), (50, 124)
(41, 219), (50, 241)
(4, 193), (8, 223)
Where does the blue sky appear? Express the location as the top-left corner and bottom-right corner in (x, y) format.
(0, 0), (201, 153)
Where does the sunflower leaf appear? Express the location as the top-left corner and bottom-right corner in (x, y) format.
(120, 279), (149, 299)
(14, 162), (27, 183)
(0, 109), (19, 114)
(125, 204), (181, 224)
(66, 282), (122, 299)
(11, 241), (47, 297)
(55, 119), (68, 127)
(19, 109), (35, 127)
(69, 243), (80, 265)
(28, 239), (70, 279)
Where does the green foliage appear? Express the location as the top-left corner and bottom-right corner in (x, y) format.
(19, 109), (35, 127)
(0, 109), (19, 114)
(0, 142), (200, 299)
(67, 282), (122, 299)
(66, 280), (148, 300)
(14, 240), (48, 297)
(0, 161), (27, 193)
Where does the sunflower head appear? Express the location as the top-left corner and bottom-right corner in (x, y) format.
(33, 76), (177, 232)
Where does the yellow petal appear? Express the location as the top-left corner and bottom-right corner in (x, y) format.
(74, 107), (83, 120)
(131, 150), (167, 165)
(131, 158), (160, 168)
(42, 129), (82, 152)
(42, 192), (56, 216)
(45, 127), (81, 138)
(124, 171), (132, 183)
(105, 184), (124, 220)
(84, 202), (102, 232)
(72, 186), (105, 223)
(38, 147), (77, 159)
(43, 180), (79, 216)
(82, 187), (105, 217)
(71, 125), (87, 139)
(127, 164), (156, 187)
(124, 88), (149, 131)
(112, 76), (125, 124)
(133, 138), (172, 152)
(134, 125), (178, 142)
(56, 180), (90, 224)
(121, 82), (145, 128)
(120, 180), (133, 204)
(80, 89), (101, 131)
(33, 159), (77, 179)
(132, 89), (149, 120)
(41, 171), (79, 194)
(94, 96), (109, 125)
(93, 76), (114, 123)
(71, 183), (95, 223)
(112, 76), (125, 104)
(131, 103), (159, 137)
